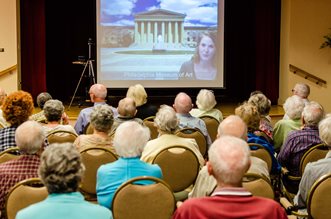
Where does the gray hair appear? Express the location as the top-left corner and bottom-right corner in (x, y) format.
(90, 105), (114, 132)
(39, 143), (85, 194)
(36, 92), (52, 109)
(126, 84), (147, 107)
(90, 84), (107, 99)
(283, 95), (305, 119)
(294, 83), (310, 98)
(113, 121), (150, 157)
(217, 115), (247, 140)
(154, 105), (179, 134)
(318, 115), (331, 146)
(196, 89), (217, 111)
(248, 93), (271, 116)
(43, 99), (64, 122)
(208, 136), (250, 185)
(302, 101), (324, 126)
(117, 97), (137, 117)
(15, 121), (45, 154)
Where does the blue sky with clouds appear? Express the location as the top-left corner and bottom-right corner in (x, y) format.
(100, 0), (218, 27)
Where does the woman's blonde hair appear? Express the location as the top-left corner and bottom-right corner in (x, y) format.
(126, 84), (147, 107)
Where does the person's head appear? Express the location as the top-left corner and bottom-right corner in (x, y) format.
(38, 143), (85, 194)
(302, 101), (324, 126)
(15, 121), (45, 155)
(126, 84), (147, 107)
(173, 92), (193, 114)
(292, 83), (310, 99)
(196, 89), (217, 111)
(0, 88), (7, 105)
(2, 91), (34, 126)
(154, 105), (179, 134)
(36, 92), (52, 109)
(193, 31), (217, 65)
(43, 99), (64, 122)
(90, 105), (114, 133)
(217, 115), (247, 140)
(248, 93), (271, 116)
(235, 102), (260, 133)
(319, 115), (331, 146)
(249, 90), (263, 97)
(283, 95), (305, 120)
(117, 97), (137, 117)
(113, 121), (150, 158)
(207, 136), (251, 187)
(89, 84), (107, 102)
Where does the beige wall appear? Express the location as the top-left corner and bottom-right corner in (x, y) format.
(0, 0), (18, 94)
(280, 0), (331, 113)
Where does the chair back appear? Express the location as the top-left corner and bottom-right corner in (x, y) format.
(46, 130), (78, 144)
(175, 128), (207, 157)
(83, 122), (94, 134)
(248, 143), (272, 173)
(307, 173), (331, 219)
(152, 145), (200, 192)
(5, 178), (48, 219)
(143, 116), (158, 140)
(242, 173), (274, 199)
(199, 115), (220, 142)
(299, 143), (328, 175)
(112, 176), (175, 219)
(0, 147), (21, 164)
(79, 146), (118, 198)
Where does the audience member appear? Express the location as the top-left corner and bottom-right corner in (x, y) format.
(74, 105), (115, 154)
(74, 84), (117, 135)
(294, 115), (331, 210)
(273, 95), (305, 151)
(189, 89), (223, 122)
(283, 83), (310, 120)
(30, 92), (52, 123)
(96, 121), (162, 209)
(0, 88), (8, 128)
(173, 92), (212, 146)
(16, 143), (112, 219)
(189, 115), (270, 198)
(126, 84), (158, 120)
(173, 136), (287, 219)
(0, 91), (34, 152)
(0, 121), (44, 216)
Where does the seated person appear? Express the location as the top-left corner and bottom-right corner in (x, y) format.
(190, 89), (223, 122)
(283, 83), (310, 120)
(74, 105), (116, 155)
(189, 115), (270, 198)
(30, 92), (52, 123)
(42, 99), (75, 136)
(173, 136), (287, 219)
(16, 143), (112, 219)
(96, 121), (162, 209)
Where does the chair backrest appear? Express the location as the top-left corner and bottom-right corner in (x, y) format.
(5, 178), (48, 219)
(152, 145), (200, 192)
(46, 130), (78, 144)
(112, 176), (175, 219)
(299, 143), (329, 175)
(0, 147), (21, 164)
(79, 146), (118, 198)
(242, 173), (274, 199)
(199, 115), (220, 142)
(175, 128), (207, 157)
(143, 116), (158, 140)
(83, 122), (94, 135)
(248, 143), (272, 173)
(307, 173), (331, 219)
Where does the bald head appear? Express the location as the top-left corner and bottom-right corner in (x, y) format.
(173, 92), (193, 114)
(89, 84), (107, 102)
(117, 97), (137, 117)
(217, 115), (247, 140)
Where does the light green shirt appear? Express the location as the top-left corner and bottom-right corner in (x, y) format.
(273, 118), (301, 151)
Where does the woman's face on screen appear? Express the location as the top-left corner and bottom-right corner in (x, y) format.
(198, 35), (216, 62)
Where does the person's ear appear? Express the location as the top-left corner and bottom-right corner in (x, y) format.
(207, 161), (213, 176)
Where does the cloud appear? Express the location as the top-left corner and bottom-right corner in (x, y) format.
(101, 0), (137, 16)
(102, 19), (135, 26)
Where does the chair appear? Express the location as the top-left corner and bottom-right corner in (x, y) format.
(175, 128), (207, 158)
(5, 178), (48, 219)
(143, 116), (158, 140)
(152, 145), (200, 201)
(0, 147), (21, 164)
(112, 176), (175, 219)
(248, 143), (272, 173)
(242, 173), (274, 199)
(83, 122), (94, 134)
(79, 146), (118, 200)
(46, 130), (78, 144)
(199, 115), (220, 142)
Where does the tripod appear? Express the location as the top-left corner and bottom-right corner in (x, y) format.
(68, 38), (96, 110)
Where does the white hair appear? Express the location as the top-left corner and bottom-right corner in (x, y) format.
(302, 101), (324, 126)
(15, 121), (45, 154)
(196, 89), (217, 111)
(318, 115), (331, 146)
(283, 95), (305, 119)
(294, 83), (310, 98)
(154, 105), (179, 133)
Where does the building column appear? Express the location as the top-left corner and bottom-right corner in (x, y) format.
(147, 21), (151, 43)
(168, 21), (172, 44)
(140, 21), (145, 43)
(174, 21), (178, 44)
(161, 21), (165, 43)
(154, 21), (158, 43)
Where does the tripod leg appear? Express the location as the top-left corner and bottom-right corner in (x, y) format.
(89, 60), (96, 84)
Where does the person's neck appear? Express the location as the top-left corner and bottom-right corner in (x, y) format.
(199, 60), (213, 68)
(93, 130), (109, 138)
(214, 182), (242, 192)
(46, 121), (61, 127)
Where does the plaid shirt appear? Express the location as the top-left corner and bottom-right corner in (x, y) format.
(0, 155), (40, 213)
(277, 125), (322, 176)
(0, 127), (17, 153)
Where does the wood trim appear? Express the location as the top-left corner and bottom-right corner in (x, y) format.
(0, 65), (17, 77)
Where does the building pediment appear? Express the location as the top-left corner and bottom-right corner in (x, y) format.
(134, 9), (186, 19)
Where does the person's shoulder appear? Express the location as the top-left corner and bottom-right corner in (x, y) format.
(83, 201), (112, 216)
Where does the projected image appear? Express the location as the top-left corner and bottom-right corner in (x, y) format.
(97, 0), (224, 88)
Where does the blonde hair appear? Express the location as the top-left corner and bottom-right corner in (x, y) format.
(196, 89), (217, 111)
(126, 84), (147, 107)
(235, 102), (260, 132)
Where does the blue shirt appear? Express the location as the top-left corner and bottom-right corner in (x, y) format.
(96, 157), (162, 209)
(16, 192), (112, 219)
